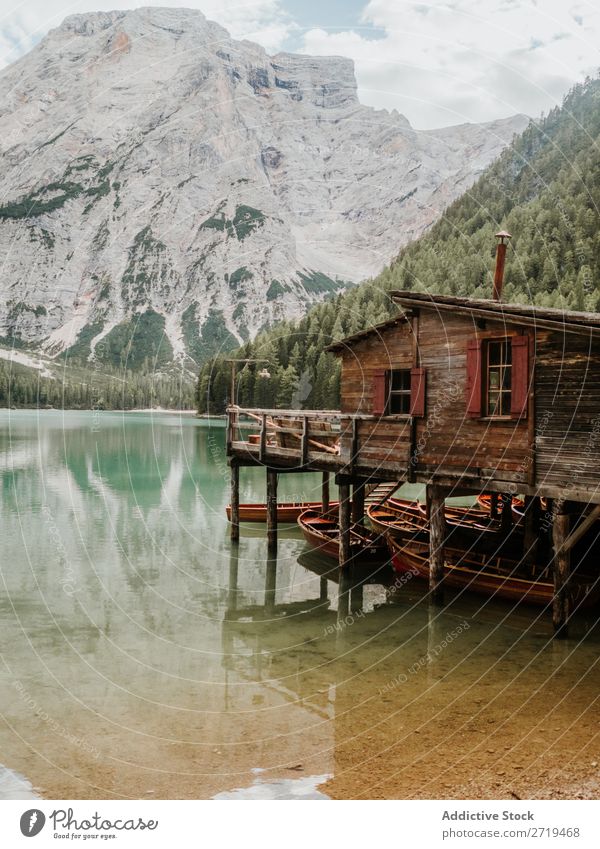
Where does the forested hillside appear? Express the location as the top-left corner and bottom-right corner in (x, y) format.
(198, 75), (600, 414)
(0, 360), (194, 410)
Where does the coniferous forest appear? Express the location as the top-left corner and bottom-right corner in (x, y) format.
(197, 75), (600, 415)
(0, 359), (195, 410)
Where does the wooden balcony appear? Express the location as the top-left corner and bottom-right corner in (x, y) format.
(226, 406), (414, 478)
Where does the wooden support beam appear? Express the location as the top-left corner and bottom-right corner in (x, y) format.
(552, 506), (571, 638)
(501, 493), (513, 534)
(230, 461), (240, 543)
(321, 472), (330, 516)
(338, 481), (352, 619)
(266, 468), (278, 552)
(427, 484), (446, 605)
(523, 495), (540, 566)
(490, 493), (499, 519)
(320, 576), (328, 603)
(226, 545), (239, 619)
(352, 479), (366, 526)
(562, 504), (600, 553)
(265, 555), (277, 614)
(350, 574), (363, 613)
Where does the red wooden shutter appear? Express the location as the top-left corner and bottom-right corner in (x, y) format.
(465, 339), (482, 418)
(410, 367), (426, 417)
(511, 335), (529, 418)
(372, 369), (387, 416)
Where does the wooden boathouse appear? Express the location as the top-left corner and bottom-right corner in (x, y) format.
(226, 239), (600, 636)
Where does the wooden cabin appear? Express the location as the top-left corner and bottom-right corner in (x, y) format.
(227, 288), (600, 635)
(327, 291), (600, 504)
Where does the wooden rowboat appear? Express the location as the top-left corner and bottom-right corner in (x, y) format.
(297, 508), (388, 565)
(369, 498), (502, 543)
(386, 531), (599, 608)
(226, 501), (339, 523)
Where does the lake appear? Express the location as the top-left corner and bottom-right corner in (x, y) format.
(0, 410), (598, 799)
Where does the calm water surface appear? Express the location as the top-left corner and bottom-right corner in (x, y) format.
(0, 410), (599, 799)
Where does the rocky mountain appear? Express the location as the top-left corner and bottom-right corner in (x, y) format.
(0, 7), (528, 369)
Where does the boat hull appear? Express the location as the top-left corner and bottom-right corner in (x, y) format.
(226, 501), (339, 523)
(387, 535), (599, 608)
(298, 509), (388, 565)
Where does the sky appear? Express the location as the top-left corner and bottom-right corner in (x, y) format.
(1, 0), (599, 128)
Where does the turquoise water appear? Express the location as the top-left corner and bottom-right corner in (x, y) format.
(0, 410), (599, 800)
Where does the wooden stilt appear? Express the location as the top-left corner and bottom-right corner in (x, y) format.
(352, 479), (366, 526)
(320, 576), (328, 602)
(427, 484), (446, 605)
(226, 545), (239, 619)
(490, 493), (499, 519)
(523, 494), (539, 566)
(552, 505), (571, 638)
(266, 468), (278, 551)
(350, 572), (363, 613)
(501, 493), (513, 534)
(338, 480), (352, 618)
(230, 461), (240, 543)
(264, 555), (277, 614)
(321, 471), (330, 516)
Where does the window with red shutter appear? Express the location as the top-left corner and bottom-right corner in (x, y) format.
(465, 339), (482, 417)
(410, 367), (426, 417)
(372, 369), (387, 416)
(510, 335), (529, 418)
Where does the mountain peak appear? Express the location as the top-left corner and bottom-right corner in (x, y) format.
(0, 6), (527, 368)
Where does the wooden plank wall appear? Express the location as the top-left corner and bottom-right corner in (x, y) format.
(339, 310), (531, 483)
(535, 330), (600, 491)
(414, 311), (530, 479)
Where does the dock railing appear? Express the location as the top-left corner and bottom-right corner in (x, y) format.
(226, 406), (414, 474)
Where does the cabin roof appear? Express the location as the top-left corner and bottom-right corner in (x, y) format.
(325, 291), (600, 353)
(325, 314), (408, 352)
(391, 291), (600, 332)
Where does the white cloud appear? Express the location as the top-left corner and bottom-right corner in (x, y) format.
(0, 0), (292, 68)
(301, 0), (600, 127)
(1, 1), (598, 127)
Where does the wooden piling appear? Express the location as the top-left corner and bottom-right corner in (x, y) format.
(501, 493), (513, 534)
(490, 493), (499, 519)
(427, 484), (446, 605)
(350, 574), (363, 613)
(523, 495), (539, 566)
(552, 505), (571, 638)
(321, 471), (330, 516)
(230, 460), (240, 543)
(226, 545), (239, 619)
(266, 468), (278, 551)
(320, 576), (328, 603)
(338, 480), (352, 618)
(265, 555), (277, 614)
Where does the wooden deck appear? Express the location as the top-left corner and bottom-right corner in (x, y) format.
(226, 406), (413, 479)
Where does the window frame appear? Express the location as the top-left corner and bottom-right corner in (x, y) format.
(386, 368), (412, 416)
(483, 337), (512, 419)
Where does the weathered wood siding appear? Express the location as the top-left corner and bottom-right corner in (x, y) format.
(535, 330), (600, 492)
(338, 309), (532, 484)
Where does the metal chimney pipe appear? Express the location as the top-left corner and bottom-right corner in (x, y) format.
(492, 230), (512, 301)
